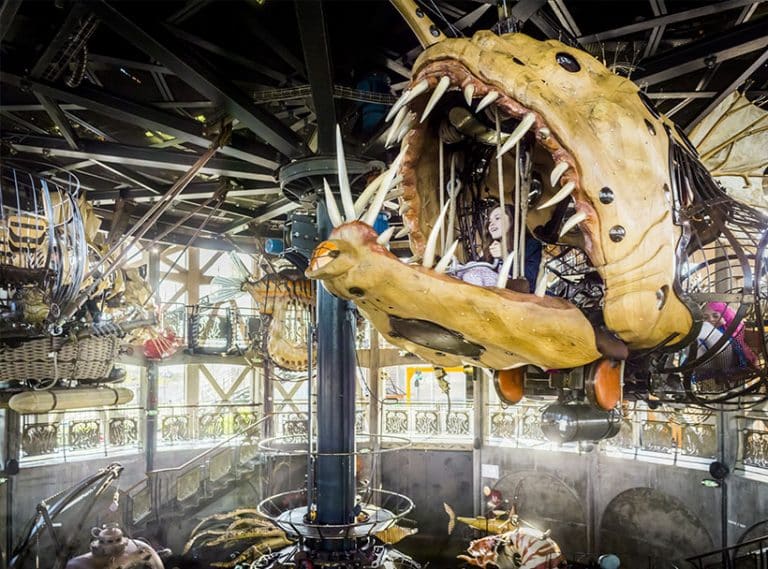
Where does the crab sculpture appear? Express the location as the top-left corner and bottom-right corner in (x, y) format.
(306, 8), (767, 407)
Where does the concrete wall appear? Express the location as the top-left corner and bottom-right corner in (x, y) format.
(379, 447), (768, 568)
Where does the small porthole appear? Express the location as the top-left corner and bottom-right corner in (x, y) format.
(556, 52), (580, 72)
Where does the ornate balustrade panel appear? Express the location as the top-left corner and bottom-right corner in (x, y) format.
(486, 402), (717, 460)
(21, 422), (60, 457)
(157, 404), (262, 446)
(161, 415), (191, 443)
(21, 407), (143, 461)
(486, 402), (550, 446)
(382, 402), (473, 442)
(744, 429), (768, 468)
(109, 417), (138, 447)
(69, 420), (100, 450)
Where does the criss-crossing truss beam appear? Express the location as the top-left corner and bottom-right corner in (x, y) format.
(579, 0), (765, 43)
(686, 46), (768, 131)
(6, 137), (275, 182)
(634, 17), (768, 86)
(0, 0), (23, 43)
(91, 1), (308, 159)
(0, 72), (279, 170)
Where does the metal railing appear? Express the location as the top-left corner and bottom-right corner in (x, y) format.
(484, 401), (717, 460)
(123, 415), (268, 527)
(20, 406), (143, 462)
(686, 534), (768, 569)
(382, 401), (473, 442)
(156, 403), (262, 446)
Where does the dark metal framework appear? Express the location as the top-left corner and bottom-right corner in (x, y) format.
(0, 0), (765, 247)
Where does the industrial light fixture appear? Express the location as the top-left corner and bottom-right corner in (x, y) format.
(701, 460), (730, 487)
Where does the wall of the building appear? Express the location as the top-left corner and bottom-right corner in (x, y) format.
(379, 447), (768, 567)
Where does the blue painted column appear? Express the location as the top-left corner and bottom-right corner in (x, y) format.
(314, 201), (357, 550)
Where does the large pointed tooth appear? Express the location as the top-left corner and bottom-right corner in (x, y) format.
(558, 211), (587, 237)
(475, 91), (499, 112)
(537, 181), (575, 210)
(496, 251), (516, 288)
(362, 145), (408, 226)
(395, 112), (416, 143)
(435, 239), (459, 274)
(385, 106), (408, 147)
(496, 113), (536, 158)
(550, 162), (569, 187)
(376, 226), (396, 246)
(386, 187), (404, 200)
(421, 76), (451, 123)
(354, 170), (387, 217)
(399, 202), (411, 215)
(383, 200), (398, 210)
(395, 226), (410, 238)
(385, 88), (411, 122)
(323, 178), (343, 228)
(463, 84), (475, 106)
(407, 78), (430, 101)
(422, 200), (452, 269)
(386, 79), (429, 122)
(336, 126), (356, 222)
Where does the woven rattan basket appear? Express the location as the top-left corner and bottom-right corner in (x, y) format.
(0, 335), (120, 383)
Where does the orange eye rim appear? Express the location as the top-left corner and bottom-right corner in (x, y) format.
(308, 241), (340, 273)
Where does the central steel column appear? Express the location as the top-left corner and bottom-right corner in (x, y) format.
(314, 202), (357, 549)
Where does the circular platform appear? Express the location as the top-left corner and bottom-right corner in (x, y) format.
(258, 488), (414, 541)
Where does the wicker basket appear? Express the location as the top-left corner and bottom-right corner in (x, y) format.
(0, 335), (120, 383)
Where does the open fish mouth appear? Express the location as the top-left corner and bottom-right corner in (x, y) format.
(306, 32), (695, 373)
(395, 59), (590, 263)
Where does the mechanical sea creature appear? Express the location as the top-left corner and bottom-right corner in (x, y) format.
(212, 258), (314, 371)
(307, 9), (768, 409)
(458, 527), (565, 569)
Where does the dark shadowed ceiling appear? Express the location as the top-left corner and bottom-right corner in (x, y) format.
(1, 0), (766, 252)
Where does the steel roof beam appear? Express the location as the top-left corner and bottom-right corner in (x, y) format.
(296, 0), (336, 154)
(4, 136), (275, 181)
(0, 102), (215, 112)
(30, 3), (92, 77)
(34, 93), (79, 150)
(579, 0), (765, 43)
(0, 110), (49, 134)
(0, 72), (279, 169)
(224, 198), (300, 234)
(0, 0), (23, 43)
(643, 0), (667, 58)
(89, 181), (223, 201)
(167, 26), (289, 84)
(634, 17), (768, 86)
(91, 1), (307, 158)
(686, 46), (768, 131)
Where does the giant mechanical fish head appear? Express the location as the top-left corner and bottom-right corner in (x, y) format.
(306, 31), (697, 372)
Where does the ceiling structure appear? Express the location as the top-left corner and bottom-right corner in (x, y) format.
(0, 0), (766, 254)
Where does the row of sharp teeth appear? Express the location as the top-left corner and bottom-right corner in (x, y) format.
(382, 76), (586, 265)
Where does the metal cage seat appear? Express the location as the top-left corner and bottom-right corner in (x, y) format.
(0, 166), (87, 336)
(650, 138), (768, 405)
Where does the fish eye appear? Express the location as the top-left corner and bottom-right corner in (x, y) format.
(556, 52), (580, 72)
